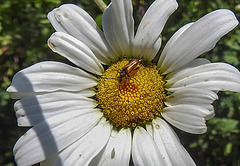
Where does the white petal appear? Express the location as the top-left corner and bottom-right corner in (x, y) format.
(146, 123), (154, 137)
(162, 105), (210, 134)
(205, 108), (215, 120)
(102, 0), (134, 56)
(166, 58), (210, 80)
(9, 88), (95, 99)
(14, 91), (97, 126)
(91, 128), (131, 166)
(48, 4), (117, 64)
(165, 88), (218, 110)
(48, 32), (104, 75)
(166, 63), (240, 92)
(152, 118), (196, 166)
(13, 110), (103, 166)
(159, 9), (239, 74)
(158, 23), (193, 68)
(7, 61), (97, 93)
(132, 127), (165, 166)
(75, 88), (96, 97)
(133, 0), (178, 61)
(53, 119), (111, 166)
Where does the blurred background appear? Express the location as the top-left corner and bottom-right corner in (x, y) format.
(0, 0), (239, 165)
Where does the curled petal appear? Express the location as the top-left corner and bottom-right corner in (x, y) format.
(162, 105), (210, 134)
(48, 32), (104, 75)
(48, 4), (117, 64)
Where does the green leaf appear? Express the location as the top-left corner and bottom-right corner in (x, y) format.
(224, 142), (232, 156)
(223, 50), (239, 66)
(208, 118), (239, 135)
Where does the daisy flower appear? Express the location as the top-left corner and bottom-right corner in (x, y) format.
(7, 0), (239, 165)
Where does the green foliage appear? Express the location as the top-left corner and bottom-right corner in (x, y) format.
(95, 14), (103, 29)
(0, 0), (240, 165)
(0, 0), (63, 165)
(208, 118), (238, 135)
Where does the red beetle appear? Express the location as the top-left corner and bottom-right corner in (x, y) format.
(117, 59), (141, 84)
(101, 59), (142, 93)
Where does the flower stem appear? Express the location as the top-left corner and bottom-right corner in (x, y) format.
(94, 0), (107, 12)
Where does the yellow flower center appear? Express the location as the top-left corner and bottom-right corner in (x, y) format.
(96, 59), (166, 128)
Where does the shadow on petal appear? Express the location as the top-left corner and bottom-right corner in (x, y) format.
(11, 74), (63, 166)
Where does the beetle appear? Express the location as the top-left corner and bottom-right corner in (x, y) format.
(117, 59), (142, 84)
(101, 59), (142, 93)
